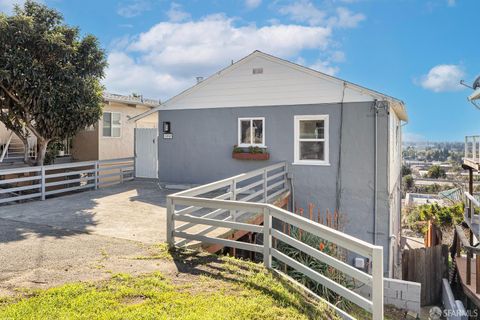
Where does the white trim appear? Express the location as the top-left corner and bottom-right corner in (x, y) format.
(293, 115), (329, 166)
(237, 117), (265, 148)
(102, 111), (122, 138)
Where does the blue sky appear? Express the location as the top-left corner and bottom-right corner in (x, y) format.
(1, 0), (479, 142)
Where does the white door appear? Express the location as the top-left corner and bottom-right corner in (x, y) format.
(135, 128), (158, 178)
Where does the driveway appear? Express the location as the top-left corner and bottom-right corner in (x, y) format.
(0, 180), (176, 295)
(0, 180), (171, 244)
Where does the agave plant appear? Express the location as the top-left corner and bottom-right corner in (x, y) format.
(273, 225), (355, 311)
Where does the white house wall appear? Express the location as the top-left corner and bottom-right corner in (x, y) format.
(163, 55), (376, 110)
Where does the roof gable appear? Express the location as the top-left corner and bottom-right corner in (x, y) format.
(131, 51), (407, 121)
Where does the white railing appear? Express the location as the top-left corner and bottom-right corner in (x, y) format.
(166, 163), (384, 319)
(0, 157), (134, 205)
(0, 132), (14, 162)
(465, 135), (480, 164)
(464, 191), (480, 238)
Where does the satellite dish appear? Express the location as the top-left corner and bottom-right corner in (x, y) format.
(473, 76), (480, 90)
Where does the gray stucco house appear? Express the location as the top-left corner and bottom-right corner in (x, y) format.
(133, 51), (408, 277)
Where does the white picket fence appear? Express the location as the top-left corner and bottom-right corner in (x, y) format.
(166, 162), (384, 319)
(0, 157), (134, 205)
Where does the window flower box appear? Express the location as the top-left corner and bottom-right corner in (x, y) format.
(232, 152), (270, 161)
(232, 145), (269, 160)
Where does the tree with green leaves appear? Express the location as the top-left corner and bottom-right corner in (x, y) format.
(401, 165), (412, 177)
(426, 165), (447, 179)
(402, 174), (414, 193)
(0, 1), (106, 165)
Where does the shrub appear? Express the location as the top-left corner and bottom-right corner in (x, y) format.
(405, 203), (464, 234)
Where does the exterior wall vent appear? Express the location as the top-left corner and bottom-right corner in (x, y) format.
(252, 68), (263, 75)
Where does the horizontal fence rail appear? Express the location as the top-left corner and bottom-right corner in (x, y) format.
(465, 135), (480, 164)
(167, 162), (384, 319)
(0, 157), (134, 205)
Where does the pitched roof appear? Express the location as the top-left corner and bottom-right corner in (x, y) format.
(130, 50), (408, 122)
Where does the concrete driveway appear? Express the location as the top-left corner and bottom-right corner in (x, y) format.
(0, 180), (175, 295)
(0, 180), (171, 244)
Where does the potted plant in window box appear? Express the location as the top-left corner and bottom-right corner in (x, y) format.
(232, 145), (270, 160)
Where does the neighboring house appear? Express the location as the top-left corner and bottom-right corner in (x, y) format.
(133, 50), (409, 276)
(0, 93), (159, 164)
(71, 93), (159, 161)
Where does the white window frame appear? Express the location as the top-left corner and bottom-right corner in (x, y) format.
(102, 111), (122, 138)
(237, 117), (265, 147)
(293, 115), (329, 166)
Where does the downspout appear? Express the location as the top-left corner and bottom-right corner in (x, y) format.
(373, 100), (387, 245)
(373, 99), (378, 245)
(335, 82), (347, 216)
(374, 100), (392, 276)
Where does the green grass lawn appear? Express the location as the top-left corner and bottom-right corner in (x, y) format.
(0, 253), (339, 320)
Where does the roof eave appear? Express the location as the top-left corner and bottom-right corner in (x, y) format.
(129, 106), (162, 122)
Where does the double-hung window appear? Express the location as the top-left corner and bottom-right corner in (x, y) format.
(294, 115), (329, 165)
(103, 112), (121, 137)
(238, 117), (265, 147)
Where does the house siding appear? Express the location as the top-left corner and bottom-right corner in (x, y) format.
(98, 102), (157, 160)
(71, 102), (158, 161)
(157, 101), (393, 272)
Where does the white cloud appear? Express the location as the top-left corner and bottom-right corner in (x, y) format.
(167, 3), (190, 22)
(447, 0), (456, 7)
(418, 64), (465, 92)
(330, 50), (346, 63)
(330, 7), (365, 28)
(310, 59), (339, 76)
(245, 0), (262, 9)
(117, 0), (151, 18)
(104, 52), (189, 101)
(278, 0), (327, 26)
(104, 14), (333, 98)
(278, 0), (365, 28)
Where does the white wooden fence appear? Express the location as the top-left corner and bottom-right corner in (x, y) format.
(464, 191), (480, 237)
(167, 162), (384, 319)
(0, 157), (134, 205)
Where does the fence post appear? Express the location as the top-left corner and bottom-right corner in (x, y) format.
(166, 197), (175, 248)
(263, 206), (272, 268)
(371, 246), (384, 320)
(263, 168), (268, 203)
(94, 161), (98, 190)
(41, 166), (45, 201)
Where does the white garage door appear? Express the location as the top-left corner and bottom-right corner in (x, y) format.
(135, 128), (158, 178)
